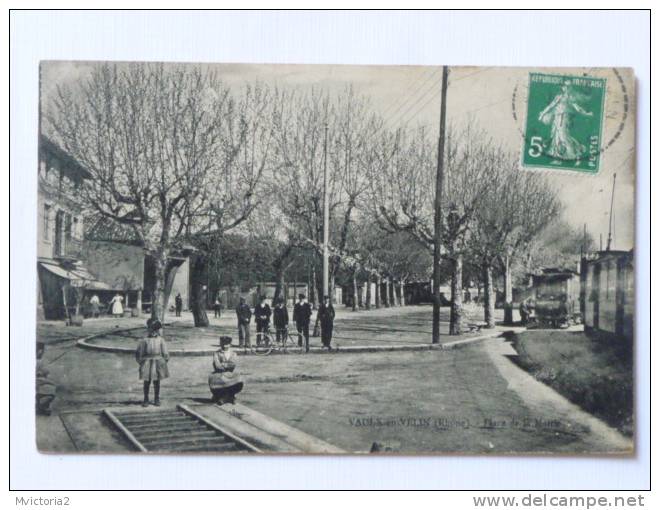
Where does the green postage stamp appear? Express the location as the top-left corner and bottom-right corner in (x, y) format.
(523, 72), (606, 173)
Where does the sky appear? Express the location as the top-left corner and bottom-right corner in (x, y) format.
(41, 61), (636, 250)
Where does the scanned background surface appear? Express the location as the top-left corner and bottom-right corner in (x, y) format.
(11, 10), (649, 490)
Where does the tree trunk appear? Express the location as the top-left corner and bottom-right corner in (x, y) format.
(151, 253), (168, 322)
(310, 264), (317, 307)
(483, 263), (495, 329)
(273, 263), (285, 303)
(449, 254), (464, 335)
(375, 274), (381, 308)
(392, 280), (399, 306)
(74, 288), (82, 317)
(190, 255), (209, 327)
(352, 269), (359, 312)
(330, 274), (336, 305)
(503, 255), (514, 325)
(399, 280), (406, 306)
(164, 260), (180, 308)
(365, 275), (372, 310)
(312, 262), (320, 337)
(382, 278), (390, 307)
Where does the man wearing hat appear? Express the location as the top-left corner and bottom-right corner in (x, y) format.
(272, 297), (289, 344)
(254, 295), (272, 346)
(293, 293), (312, 352)
(235, 297), (252, 348)
(318, 295), (336, 350)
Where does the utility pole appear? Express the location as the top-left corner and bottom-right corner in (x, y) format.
(432, 65), (449, 344)
(322, 121), (330, 300)
(606, 172), (617, 251)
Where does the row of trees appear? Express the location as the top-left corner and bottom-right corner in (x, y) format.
(46, 62), (581, 334)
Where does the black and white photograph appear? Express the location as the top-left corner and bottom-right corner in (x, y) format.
(8, 8), (652, 497)
(35, 60), (636, 455)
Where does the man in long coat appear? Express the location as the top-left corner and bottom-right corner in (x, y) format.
(318, 295), (336, 350)
(254, 295), (272, 346)
(293, 293), (312, 352)
(235, 297), (252, 348)
(272, 297), (289, 344)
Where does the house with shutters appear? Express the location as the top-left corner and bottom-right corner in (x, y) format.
(37, 135), (191, 320)
(37, 135), (111, 320)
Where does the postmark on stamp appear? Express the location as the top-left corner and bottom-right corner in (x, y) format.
(522, 72), (606, 173)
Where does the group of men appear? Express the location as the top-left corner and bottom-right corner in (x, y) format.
(235, 293), (335, 352)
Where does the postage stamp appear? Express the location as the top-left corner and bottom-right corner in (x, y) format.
(523, 72), (606, 173)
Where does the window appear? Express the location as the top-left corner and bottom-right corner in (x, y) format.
(43, 203), (51, 240)
(65, 213), (72, 243)
(54, 210), (64, 256)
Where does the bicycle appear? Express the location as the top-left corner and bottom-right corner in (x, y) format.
(250, 325), (301, 355)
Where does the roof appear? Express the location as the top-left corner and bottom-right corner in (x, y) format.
(532, 270), (578, 283)
(39, 135), (93, 180)
(39, 260), (111, 290)
(582, 249), (634, 266)
(85, 215), (142, 245)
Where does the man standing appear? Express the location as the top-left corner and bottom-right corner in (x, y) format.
(254, 295), (272, 346)
(235, 297), (252, 348)
(293, 293), (312, 352)
(272, 297), (289, 344)
(318, 295), (335, 350)
(175, 293), (183, 317)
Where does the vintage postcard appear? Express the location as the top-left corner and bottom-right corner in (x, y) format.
(36, 62), (635, 455)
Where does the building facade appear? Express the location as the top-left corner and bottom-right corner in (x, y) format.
(581, 250), (634, 340)
(37, 135), (110, 319)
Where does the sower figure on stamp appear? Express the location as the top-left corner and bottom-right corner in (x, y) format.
(273, 297), (289, 344)
(293, 293), (312, 352)
(318, 295), (335, 350)
(135, 319), (170, 407)
(208, 336), (244, 405)
(235, 297), (252, 348)
(254, 295), (272, 346)
(538, 81), (593, 162)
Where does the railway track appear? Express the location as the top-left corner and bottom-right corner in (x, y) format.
(104, 404), (262, 453)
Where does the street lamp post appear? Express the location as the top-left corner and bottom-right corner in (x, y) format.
(322, 122), (330, 300)
(432, 65), (449, 344)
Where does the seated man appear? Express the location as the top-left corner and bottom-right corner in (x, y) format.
(208, 336), (244, 405)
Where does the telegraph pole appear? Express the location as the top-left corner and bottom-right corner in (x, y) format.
(322, 122), (330, 299)
(432, 65), (449, 344)
(606, 172), (617, 251)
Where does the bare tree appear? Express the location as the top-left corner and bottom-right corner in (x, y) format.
(46, 63), (264, 322)
(470, 153), (560, 327)
(524, 220), (595, 274)
(188, 82), (278, 325)
(326, 87), (380, 299)
(368, 124), (495, 335)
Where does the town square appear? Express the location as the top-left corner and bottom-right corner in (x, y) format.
(34, 60), (635, 455)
